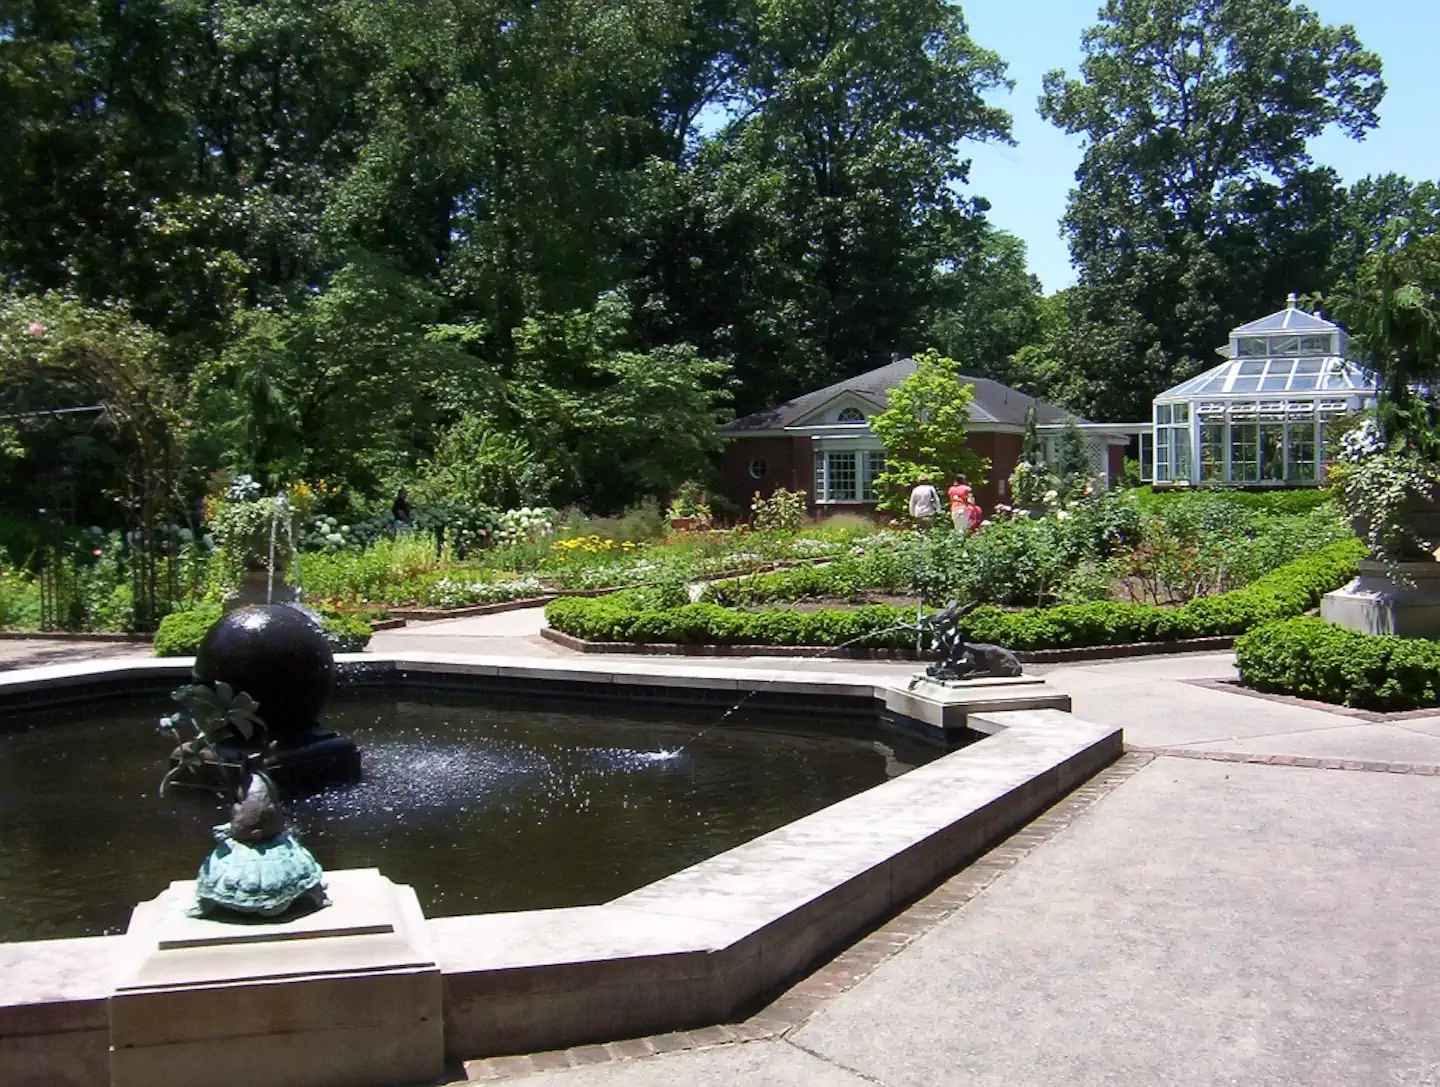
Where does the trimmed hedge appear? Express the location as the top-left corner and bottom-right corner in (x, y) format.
(1236, 617), (1440, 712)
(546, 538), (1365, 652)
(154, 604), (373, 657)
(1127, 486), (1335, 516)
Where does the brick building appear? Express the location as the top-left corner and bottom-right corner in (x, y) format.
(720, 358), (1129, 518)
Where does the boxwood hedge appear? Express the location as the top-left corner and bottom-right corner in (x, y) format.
(1235, 616), (1440, 712)
(545, 538), (1365, 652)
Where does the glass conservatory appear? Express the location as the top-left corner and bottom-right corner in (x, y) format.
(1149, 295), (1376, 486)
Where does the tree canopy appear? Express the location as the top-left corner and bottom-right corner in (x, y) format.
(1035, 0), (1385, 419)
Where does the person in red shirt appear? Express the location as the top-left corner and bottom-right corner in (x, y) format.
(947, 474), (973, 534)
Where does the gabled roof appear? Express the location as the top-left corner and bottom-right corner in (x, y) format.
(1232, 294), (1340, 336)
(1157, 355), (1375, 400)
(723, 358), (1084, 433)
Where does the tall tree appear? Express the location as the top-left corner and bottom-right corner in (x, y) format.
(926, 226), (1042, 381)
(631, 0), (1012, 413)
(1038, 0), (1384, 419)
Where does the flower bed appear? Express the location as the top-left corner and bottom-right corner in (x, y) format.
(1235, 616), (1440, 712)
(544, 539), (1364, 652)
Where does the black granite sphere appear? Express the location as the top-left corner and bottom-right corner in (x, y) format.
(194, 605), (336, 747)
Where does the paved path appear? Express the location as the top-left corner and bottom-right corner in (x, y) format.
(0, 638), (150, 672)
(367, 606), (1440, 1085)
(464, 756), (1440, 1086)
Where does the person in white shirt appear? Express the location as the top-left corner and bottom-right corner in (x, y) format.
(908, 474), (941, 530)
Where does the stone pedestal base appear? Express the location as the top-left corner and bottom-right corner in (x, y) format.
(880, 675), (1071, 745)
(110, 869), (443, 1087)
(1320, 560), (1440, 638)
(225, 570), (299, 611)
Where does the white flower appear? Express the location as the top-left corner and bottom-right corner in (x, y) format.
(1043, 489), (1059, 504)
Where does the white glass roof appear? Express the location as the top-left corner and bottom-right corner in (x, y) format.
(1158, 355), (1375, 401)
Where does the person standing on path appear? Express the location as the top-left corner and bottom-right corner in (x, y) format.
(947, 474), (973, 535)
(392, 487), (412, 535)
(909, 475), (941, 531)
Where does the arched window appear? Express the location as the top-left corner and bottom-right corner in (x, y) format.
(837, 406), (866, 423)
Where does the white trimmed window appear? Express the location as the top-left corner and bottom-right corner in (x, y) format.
(814, 448), (885, 502)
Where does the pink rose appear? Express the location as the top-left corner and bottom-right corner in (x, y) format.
(25, 322), (46, 336)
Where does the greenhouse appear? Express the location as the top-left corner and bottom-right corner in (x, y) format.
(1146, 295), (1377, 486)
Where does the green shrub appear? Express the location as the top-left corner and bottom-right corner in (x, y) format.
(750, 488), (808, 534)
(1127, 486), (1334, 517)
(154, 604), (372, 656)
(154, 604), (224, 656)
(320, 613), (374, 653)
(1236, 617), (1440, 712)
(0, 562), (42, 629)
(547, 539), (1364, 652)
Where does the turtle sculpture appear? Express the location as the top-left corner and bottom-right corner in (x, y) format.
(191, 757), (328, 920)
(904, 601), (1022, 682)
(159, 680), (329, 921)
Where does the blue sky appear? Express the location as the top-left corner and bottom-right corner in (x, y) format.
(962, 0), (1440, 293)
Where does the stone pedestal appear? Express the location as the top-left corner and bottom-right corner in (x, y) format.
(225, 569), (299, 610)
(109, 869), (443, 1087)
(880, 675), (1071, 745)
(1321, 560), (1440, 638)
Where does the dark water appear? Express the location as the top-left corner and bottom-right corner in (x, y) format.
(0, 694), (938, 942)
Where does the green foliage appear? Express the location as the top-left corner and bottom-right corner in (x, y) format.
(1126, 487), (1334, 516)
(1034, 0), (1384, 420)
(1322, 232), (1440, 456)
(410, 413), (548, 515)
(750, 488), (808, 534)
(926, 227), (1043, 380)
(154, 603), (371, 656)
(0, 561), (42, 629)
(1326, 447), (1437, 565)
(1236, 618), (1440, 712)
(666, 482), (713, 525)
(210, 496), (292, 580)
(320, 613), (373, 654)
(154, 605), (225, 657)
(869, 350), (987, 514)
(1051, 419), (1091, 498)
(550, 539), (1364, 651)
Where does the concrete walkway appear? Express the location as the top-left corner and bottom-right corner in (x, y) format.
(481, 756), (1440, 1086)
(360, 607), (1440, 1086)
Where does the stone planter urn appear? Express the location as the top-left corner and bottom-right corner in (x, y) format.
(1324, 490), (1440, 637)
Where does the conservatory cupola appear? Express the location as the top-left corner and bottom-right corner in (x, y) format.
(1148, 294), (1376, 486)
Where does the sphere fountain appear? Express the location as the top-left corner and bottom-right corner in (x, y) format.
(167, 604), (362, 792)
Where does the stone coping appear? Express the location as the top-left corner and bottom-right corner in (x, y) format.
(0, 654), (1121, 1084)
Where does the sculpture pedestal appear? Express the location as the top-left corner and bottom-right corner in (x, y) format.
(1321, 560), (1440, 638)
(109, 869), (443, 1087)
(225, 570), (299, 610)
(880, 675), (1071, 746)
